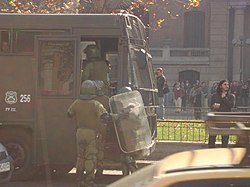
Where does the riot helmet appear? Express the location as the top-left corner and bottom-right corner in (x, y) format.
(80, 80), (105, 96)
(84, 44), (101, 61)
(80, 80), (97, 95)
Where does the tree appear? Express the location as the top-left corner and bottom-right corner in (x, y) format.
(0, 0), (202, 30)
(0, 0), (79, 13)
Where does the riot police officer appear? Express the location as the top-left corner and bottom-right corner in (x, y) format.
(81, 44), (110, 94)
(67, 80), (109, 187)
(92, 81), (110, 173)
(68, 80), (127, 186)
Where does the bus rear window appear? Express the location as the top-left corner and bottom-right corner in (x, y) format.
(14, 30), (68, 53)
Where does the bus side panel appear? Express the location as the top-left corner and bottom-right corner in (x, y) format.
(0, 56), (35, 123)
(35, 98), (76, 167)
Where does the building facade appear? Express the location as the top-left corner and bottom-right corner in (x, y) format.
(149, 0), (250, 87)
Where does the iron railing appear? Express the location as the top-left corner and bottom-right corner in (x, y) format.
(156, 106), (250, 142)
(157, 119), (206, 142)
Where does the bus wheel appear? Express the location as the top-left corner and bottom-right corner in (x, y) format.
(0, 130), (35, 181)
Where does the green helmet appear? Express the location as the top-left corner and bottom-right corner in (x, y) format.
(84, 44), (101, 61)
(81, 80), (96, 95)
(80, 80), (104, 95)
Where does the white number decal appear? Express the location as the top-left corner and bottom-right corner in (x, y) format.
(20, 94), (31, 103)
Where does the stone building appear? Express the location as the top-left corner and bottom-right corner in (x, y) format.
(149, 0), (250, 87)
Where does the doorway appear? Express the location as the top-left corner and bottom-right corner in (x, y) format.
(179, 70), (200, 85)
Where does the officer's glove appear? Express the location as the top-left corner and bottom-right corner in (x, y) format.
(100, 113), (113, 124)
(100, 112), (130, 123)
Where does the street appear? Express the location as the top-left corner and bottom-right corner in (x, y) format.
(1, 169), (123, 187)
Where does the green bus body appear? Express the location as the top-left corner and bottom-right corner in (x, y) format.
(0, 13), (157, 180)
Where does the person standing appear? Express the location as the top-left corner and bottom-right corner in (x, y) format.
(90, 81), (110, 176)
(81, 44), (110, 94)
(208, 80), (235, 148)
(156, 68), (166, 119)
(201, 81), (209, 109)
(180, 81), (186, 110)
(67, 80), (109, 187)
(192, 86), (202, 120)
(173, 82), (184, 113)
(240, 82), (249, 107)
(184, 80), (192, 106)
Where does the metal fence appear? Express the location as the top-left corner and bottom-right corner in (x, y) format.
(157, 119), (207, 142)
(156, 106), (250, 142)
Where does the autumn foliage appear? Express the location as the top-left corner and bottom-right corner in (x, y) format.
(0, 0), (201, 30)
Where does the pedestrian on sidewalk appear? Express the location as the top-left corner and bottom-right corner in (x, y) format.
(156, 68), (166, 119)
(208, 80), (235, 148)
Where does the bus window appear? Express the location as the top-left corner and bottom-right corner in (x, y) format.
(129, 48), (155, 106)
(0, 30), (10, 53)
(128, 18), (144, 47)
(14, 30), (68, 53)
(130, 48), (152, 89)
(38, 40), (75, 96)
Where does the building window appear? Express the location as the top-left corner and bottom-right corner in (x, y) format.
(150, 50), (163, 57)
(184, 11), (205, 48)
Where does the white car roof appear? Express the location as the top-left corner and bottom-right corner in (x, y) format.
(108, 148), (247, 187)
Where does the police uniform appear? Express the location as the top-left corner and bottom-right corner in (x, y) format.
(67, 80), (108, 187)
(82, 61), (109, 86)
(81, 45), (109, 93)
(95, 95), (110, 168)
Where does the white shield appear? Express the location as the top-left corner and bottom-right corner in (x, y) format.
(109, 90), (152, 153)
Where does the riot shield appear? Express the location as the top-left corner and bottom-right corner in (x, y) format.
(109, 90), (152, 153)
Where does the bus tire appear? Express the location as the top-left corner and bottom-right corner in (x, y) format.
(0, 129), (35, 181)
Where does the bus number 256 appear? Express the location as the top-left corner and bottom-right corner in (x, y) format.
(20, 94), (31, 103)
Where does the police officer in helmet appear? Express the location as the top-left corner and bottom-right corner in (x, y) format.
(81, 44), (109, 94)
(67, 80), (108, 187)
(68, 80), (128, 186)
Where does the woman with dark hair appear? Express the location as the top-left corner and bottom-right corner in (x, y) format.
(208, 80), (235, 148)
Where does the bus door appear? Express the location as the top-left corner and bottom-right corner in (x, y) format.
(34, 36), (81, 168)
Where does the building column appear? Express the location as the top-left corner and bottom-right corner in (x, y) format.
(232, 5), (246, 81)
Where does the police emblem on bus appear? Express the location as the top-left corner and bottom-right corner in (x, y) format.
(5, 91), (18, 105)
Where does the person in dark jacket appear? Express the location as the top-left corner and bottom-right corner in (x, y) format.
(192, 86), (202, 120)
(156, 68), (166, 119)
(208, 80), (235, 148)
(240, 83), (249, 107)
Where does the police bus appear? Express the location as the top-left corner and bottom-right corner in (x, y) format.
(0, 13), (157, 180)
